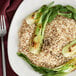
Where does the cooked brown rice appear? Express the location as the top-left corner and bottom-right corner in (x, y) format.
(18, 16), (76, 69)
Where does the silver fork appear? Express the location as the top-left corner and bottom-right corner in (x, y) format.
(0, 15), (7, 76)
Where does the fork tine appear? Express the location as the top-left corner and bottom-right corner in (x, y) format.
(0, 25), (1, 33)
(1, 15), (4, 30)
(3, 15), (6, 31)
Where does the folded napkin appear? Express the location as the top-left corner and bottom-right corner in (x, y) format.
(0, 0), (23, 76)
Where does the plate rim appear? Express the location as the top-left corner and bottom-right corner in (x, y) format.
(7, 1), (24, 76)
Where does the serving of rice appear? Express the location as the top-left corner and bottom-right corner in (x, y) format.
(18, 15), (76, 69)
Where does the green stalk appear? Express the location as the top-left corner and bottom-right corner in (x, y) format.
(34, 5), (47, 20)
(62, 39), (76, 57)
(17, 52), (76, 76)
(30, 2), (54, 54)
(53, 58), (76, 72)
(17, 52), (73, 76)
(65, 5), (76, 20)
(30, 10), (52, 54)
(34, 1), (54, 20)
(58, 12), (73, 18)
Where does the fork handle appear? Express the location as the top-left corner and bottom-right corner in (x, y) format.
(1, 37), (6, 76)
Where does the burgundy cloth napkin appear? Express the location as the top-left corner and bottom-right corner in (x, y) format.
(0, 0), (23, 76)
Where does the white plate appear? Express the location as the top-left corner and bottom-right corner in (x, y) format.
(8, 0), (76, 76)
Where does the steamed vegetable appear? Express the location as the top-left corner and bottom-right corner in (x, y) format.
(30, 11), (52, 54)
(25, 13), (35, 25)
(65, 5), (76, 13)
(34, 1), (54, 20)
(53, 57), (76, 72)
(34, 5), (47, 20)
(58, 12), (73, 18)
(42, 72), (67, 76)
(29, 2), (76, 54)
(17, 52), (76, 76)
(17, 52), (67, 76)
(62, 39), (76, 57)
(30, 2), (54, 54)
(65, 5), (76, 20)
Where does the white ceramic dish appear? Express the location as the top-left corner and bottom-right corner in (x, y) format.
(8, 0), (76, 76)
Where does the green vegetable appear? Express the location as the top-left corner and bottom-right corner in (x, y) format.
(17, 52), (76, 76)
(65, 5), (76, 13)
(53, 57), (76, 72)
(58, 12), (73, 18)
(30, 10), (52, 54)
(59, 7), (69, 12)
(35, 9), (50, 35)
(62, 39), (76, 57)
(47, 1), (54, 8)
(17, 52), (68, 76)
(34, 5), (47, 20)
(48, 5), (62, 23)
(17, 52), (56, 74)
(48, 11), (58, 23)
(30, 2), (54, 54)
(29, 2), (76, 54)
(42, 72), (67, 76)
(73, 13), (76, 20)
(65, 5), (76, 20)
(34, 1), (54, 20)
